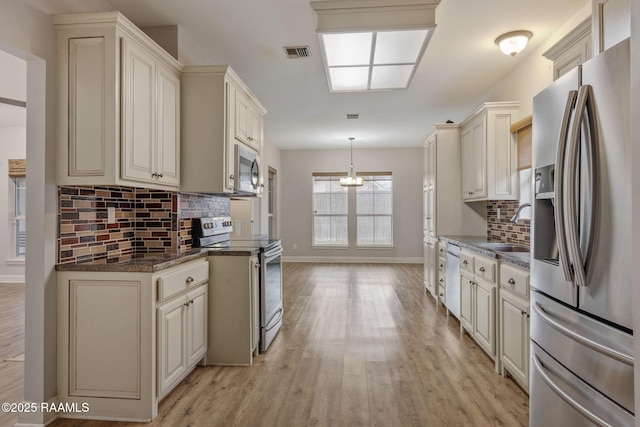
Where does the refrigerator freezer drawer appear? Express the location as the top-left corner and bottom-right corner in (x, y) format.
(530, 290), (634, 413)
(530, 342), (634, 427)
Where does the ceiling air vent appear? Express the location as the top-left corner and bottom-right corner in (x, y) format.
(346, 113), (360, 120)
(284, 46), (311, 59)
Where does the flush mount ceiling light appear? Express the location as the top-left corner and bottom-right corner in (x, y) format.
(495, 30), (533, 57)
(311, 0), (440, 92)
(340, 137), (364, 187)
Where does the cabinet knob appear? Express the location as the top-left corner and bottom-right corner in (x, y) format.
(439, 293), (444, 297)
(468, 191), (474, 195)
(186, 276), (194, 284)
(151, 173), (157, 178)
(479, 267), (485, 272)
(439, 264), (443, 269)
(462, 260), (468, 265)
(439, 278), (444, 283)
(230, 174), (236, 180)
(508, 278), (516, 285)
(158, 173), (164, 178)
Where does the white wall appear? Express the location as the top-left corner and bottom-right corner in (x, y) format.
(280, 147), (422, 262)
(0, 124), (27, 282)
(0, 0), (58, 423)
(483, 3), (592, 116)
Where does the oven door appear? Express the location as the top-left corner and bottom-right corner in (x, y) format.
(260, 245), (283, 352)
(235, 144), (260, 195)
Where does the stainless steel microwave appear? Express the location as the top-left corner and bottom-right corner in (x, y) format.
(234, 144), (260, 195)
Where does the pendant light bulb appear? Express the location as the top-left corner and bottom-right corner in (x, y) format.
(340, 137), (364, 186)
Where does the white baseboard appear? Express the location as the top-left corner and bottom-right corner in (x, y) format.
(0, 275), (25, 283)
(15, 396), (59, 426)
(283, 256), (423, 264)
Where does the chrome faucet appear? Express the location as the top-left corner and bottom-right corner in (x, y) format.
(510, 203), (531, 223)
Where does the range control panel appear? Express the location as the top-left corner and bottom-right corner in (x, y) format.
(194, 216), (233, 237)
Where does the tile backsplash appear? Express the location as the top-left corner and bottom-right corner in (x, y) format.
(487, 200), (530, 246)
(58, 186), (230, 264)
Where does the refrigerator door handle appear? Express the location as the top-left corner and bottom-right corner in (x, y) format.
(533, 302), (634, 366)
(565, 85), (598, 288)
(554, 90), (578, 282)
(532, 355), (615, 427)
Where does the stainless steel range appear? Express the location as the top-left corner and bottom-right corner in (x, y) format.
(193, 216), (283, 354)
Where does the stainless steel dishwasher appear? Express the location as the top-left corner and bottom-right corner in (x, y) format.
(445, 243), (461, 319)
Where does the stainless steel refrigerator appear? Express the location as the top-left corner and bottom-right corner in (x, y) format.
(530, 38), (634, 426)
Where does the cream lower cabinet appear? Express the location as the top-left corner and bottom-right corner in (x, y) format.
(157, 283), (207, 397)
(53, 12), (181, 190)
(57, 259), (208, 422)
(459, 249), (499, 373)
(424, 236), (437, 300)
(499, 263), (530, 392)
(207, 254), (260, 365)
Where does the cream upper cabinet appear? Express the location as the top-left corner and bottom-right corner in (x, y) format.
(233, 87), (263, 151)
(593, 0), (630, 55)
(543, 18), (592, 81)
(181, 66), (266, 195)
(460, 102), (519, 202)
(54, 12), (182, 190)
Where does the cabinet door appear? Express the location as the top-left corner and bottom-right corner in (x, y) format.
(122, 37), (156, 184)
(155, 61), (180, 187)
(500, 290), (529, 388)
(248, 106), (262, 151)
(424, 135), (436, 237)
(461, 116), (487, 200)
(186, 285), (207, 366)
(157, 296), (187, 396)
(423, 238), (436, 298)
(460, 274), (473, 332)
(474, 278), (496, 356)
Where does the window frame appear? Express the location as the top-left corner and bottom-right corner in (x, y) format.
(11, 176), (26, 259)
(355, 173), (394, 248)
(311, 172), (394, 249)
(311, 173), (349, 247)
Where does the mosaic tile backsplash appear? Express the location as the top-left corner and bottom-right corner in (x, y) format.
(58, 186), (229, 264)
(487, 200), (531, 246)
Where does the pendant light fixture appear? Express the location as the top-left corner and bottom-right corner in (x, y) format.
(340, 137), (364, 187)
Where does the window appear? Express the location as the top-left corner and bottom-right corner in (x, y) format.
(356, 174), (393, 246)
(312, 172), (393, 247)
(12, 176), (26, 258)
(312, 174), (348, 246)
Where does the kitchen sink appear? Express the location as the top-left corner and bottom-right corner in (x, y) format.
(475, 242), (530, 253)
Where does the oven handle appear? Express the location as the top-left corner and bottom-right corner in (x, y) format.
(264, 246), (283, 260)
(264, 307), (283, 332)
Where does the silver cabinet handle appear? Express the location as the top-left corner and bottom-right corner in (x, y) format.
(533, 302), (633, 366)
(508, 278), (515, 285)
(532, 355), (614, 427)
(186, 276), (194, 284)
(479, 267), (485, 272)
(230, 174), (235, 180)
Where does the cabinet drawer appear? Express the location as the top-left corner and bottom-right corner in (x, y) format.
(438, 275), (446, 290)
(438, 244), (446, 257)
(460, 252), (474, 274)
(500, 263), (529, 298)
(438, 258), (446, 274)
(474, 256), (496, 283)
(157, 260), (209, 302)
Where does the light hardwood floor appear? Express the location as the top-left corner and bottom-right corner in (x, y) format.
(0, 283), (25, 427)
(52, 263), (528, 426)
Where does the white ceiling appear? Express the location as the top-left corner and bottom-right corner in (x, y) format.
(23, 0), (587, 149)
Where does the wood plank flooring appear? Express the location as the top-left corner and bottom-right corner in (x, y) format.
(0, 283), (25, 427)
(53, 263), (528, 426)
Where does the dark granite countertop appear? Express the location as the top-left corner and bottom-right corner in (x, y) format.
(439, 235), (530, 270)
(55, 245), (262, 273)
